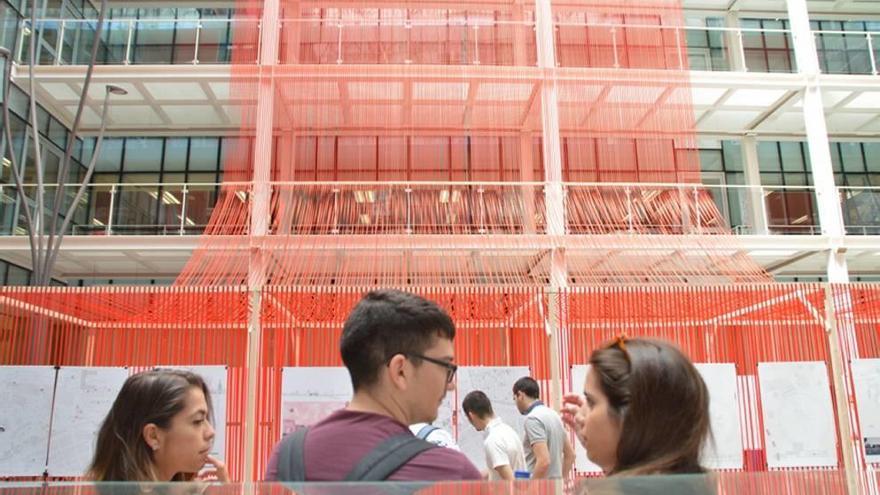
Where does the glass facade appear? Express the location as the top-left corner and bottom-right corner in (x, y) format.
(83, 136), (225, 234)
(0, 82), (89, 236)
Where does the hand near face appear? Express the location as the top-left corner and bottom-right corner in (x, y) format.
(197, 455), (230, 483)
(561, 393), (585, 431)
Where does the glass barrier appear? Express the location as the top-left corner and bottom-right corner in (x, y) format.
(815, 30), (879, 75)
(18, 18), (258, 65)
(281, 18), (537, 66)
(0, 474), (864, 495)
(840, 187), (880, 235)
(0, 182), (837, 237)
(553, 22), (796, 73)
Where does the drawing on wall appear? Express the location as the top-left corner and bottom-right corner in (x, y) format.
(851, 359), (880, 463)
(157, 366), (228, 460)
(455, 366), (530, 471)
(47, 367), (129, 477)
(694, 363), (743, 470)
(570, 365), (603, 474)
(280, 367), (352, 437)
(758, 361), (837, 468)
(0, 366), (56, 476)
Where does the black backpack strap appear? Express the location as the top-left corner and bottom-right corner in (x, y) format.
(276, 426), (309, 481)
(344, 433), (437, 481)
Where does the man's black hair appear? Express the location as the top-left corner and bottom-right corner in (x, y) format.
(462, 390), (494, 419)
(512, 376), (540, 399)
(340, 289), (455, 390)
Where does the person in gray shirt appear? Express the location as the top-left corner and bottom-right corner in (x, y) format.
(513, 377), (574, 479)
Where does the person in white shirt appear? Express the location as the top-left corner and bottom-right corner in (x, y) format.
(409, 423), (460, 451)
(462, 390), (527, 481)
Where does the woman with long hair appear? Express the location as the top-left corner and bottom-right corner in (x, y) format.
(87, 369), (229, 482)
(562, 337), (710, 476)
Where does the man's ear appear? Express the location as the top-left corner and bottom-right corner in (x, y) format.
(143, 423), (162, 452)
(386, 353), (409, 390)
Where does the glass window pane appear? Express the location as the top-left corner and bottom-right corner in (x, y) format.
(761, 172), (783, 186)
(722, 141), (743, 172)
(161, 138), (187, 171)
(779, 142), (805, 172)
(840, 142), (866, 173)
(700, 149), (723, 171)
(95, 138), (124, 171)
(122, 137), (163, 172)
(188, 137), (219, 171)
(758, 142), (781, 172)
(6, 264), (30, 285)
(865, 143), (880, 172)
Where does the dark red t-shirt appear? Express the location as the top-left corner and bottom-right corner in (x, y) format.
(264, 409), (482, 482)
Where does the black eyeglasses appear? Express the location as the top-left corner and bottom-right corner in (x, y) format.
(406, 353), (458, 383)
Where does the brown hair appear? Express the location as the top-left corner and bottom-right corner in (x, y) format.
(589, 338), (709, 476)
(87, 369), (213, 481)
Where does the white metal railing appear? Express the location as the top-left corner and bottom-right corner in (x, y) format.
(13, 17), (828, 73)
(0, 181), (849, 237)
(17, 18), (260, 66)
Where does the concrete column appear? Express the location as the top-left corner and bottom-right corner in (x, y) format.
(741, 136), (769, 235)
(724, 12), (747, 72)
(785, 0), (848, 283)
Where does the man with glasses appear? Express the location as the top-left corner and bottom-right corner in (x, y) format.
(265, 289), (480, 482)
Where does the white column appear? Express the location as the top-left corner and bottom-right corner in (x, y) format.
(535, 0), (565, 411)
(785, 0), (848, 283)
(741, 136), (769, 235)
(243, 0), (280, 481)
(724, 12), (747, 72)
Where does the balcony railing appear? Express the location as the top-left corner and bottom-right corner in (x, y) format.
(0, 182), (848, 238)
(840, 187), (880, 235)
(17, 18), (259, 66)
(814, 30), (880, 75)
(29, 17), (877, 75)
(554, 21), (797, 73)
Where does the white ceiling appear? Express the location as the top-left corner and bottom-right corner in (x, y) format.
(1, 234), (878, 280)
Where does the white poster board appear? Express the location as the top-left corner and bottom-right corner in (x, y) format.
(456, 366), (530, 471)
(758, 361), (838, 468)
(851, 359), (880, 464)
(280, 367), (352, 437)
(570, 365), (603, 474)
(47, 367), (129, 477)
(695, 363), (743, 469)
(0, 366), (56, 476)
(158, 366), (228, 461)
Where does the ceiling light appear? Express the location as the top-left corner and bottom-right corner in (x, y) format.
(147, 191), (159, 200)
(439, 189), (450, 203)
(106, 84), (128, 96)
(354, 190), (375, 203)
(162, 190), (181, 205)
(359, 213), (371, 225)
(185, 217), (196, 226)
(92, 218), (105, 226)
(791, 215), (809, 225)
(2, 157), (11, 168)
(0, 193), (15, 204)
(235, 191), (248, 202)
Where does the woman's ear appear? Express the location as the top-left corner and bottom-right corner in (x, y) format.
(142, 423), (162, 452)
